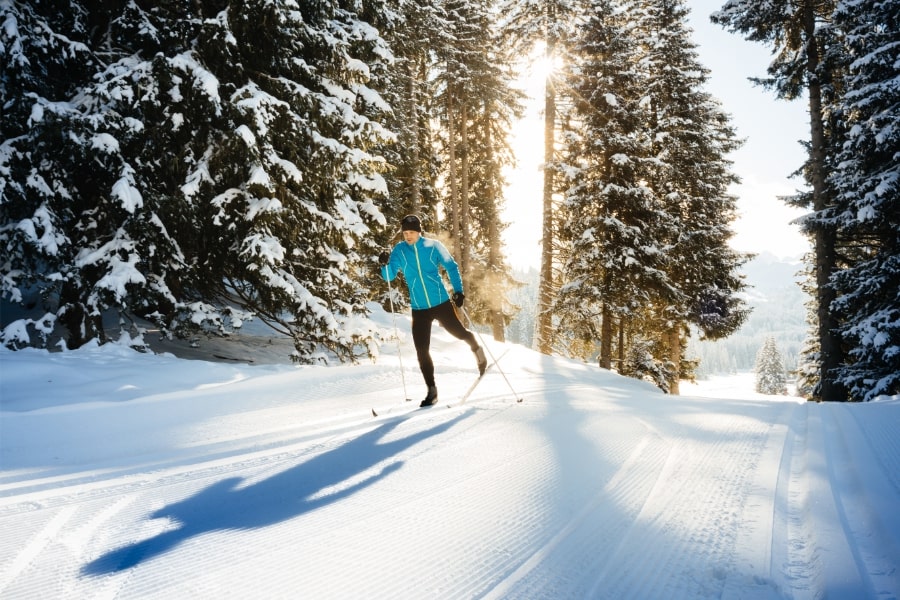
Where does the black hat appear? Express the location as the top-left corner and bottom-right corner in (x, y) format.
(401, 214), (422, 232)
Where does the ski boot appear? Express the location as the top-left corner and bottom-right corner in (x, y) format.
(420, 385), (438, 407)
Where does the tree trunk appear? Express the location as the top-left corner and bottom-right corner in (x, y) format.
(536, 43), (557, 354)
(460, 102), (470, 278)
(803, 3), (845, 401)
(617, 319), (625, 370)
(490, 218), (506, 342)
(483, 110), (506, 342)
(599, 303), (612, 369)
(446, 92), (460, 252)
(667, 325), (682, 395)
(409, 59), (421, 212)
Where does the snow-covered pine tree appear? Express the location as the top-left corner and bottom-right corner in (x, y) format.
(435, 0), (478, 269)
(361, 0), (449, 321)
(1, 1), (394, 362)
(619, 333), (675, 392)
(755, 336), (788, 395)
(194, 0), (395, 362)
(793, 256), (821, 398)
(828, 0), (900, 401)
(635, 0), (750, 393)
(374, 0), (446, 234)
(712, 0), (846, 400)
(555, 0), (673, 365)
(1, 0), (179, 348)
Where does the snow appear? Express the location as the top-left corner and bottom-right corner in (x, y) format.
(91, 133), (120, 154)
(1, 308), (899, 599)
(170, 52), (221, 109)
(181, 159), (212, 198)
(111, 165), (143, 214)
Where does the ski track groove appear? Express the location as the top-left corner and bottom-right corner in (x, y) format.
(795, 406), (854, 597)
(133, 406), (537, 598)
(780, 402), (900, 599)
(0, 371), (505, 513)
(719, 401), (798, 598)
(781, 402), (822, 599)
(819, 405), (900, 598)
(10, 388), (776, 599)
(483, 430), (670, 600)
(0, 363), (490, 501)
(768, 403), (804, 598)
(0, 504), (77, 594)
(558, 408), (781, 599)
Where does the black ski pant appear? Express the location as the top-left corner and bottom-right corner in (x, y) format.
(411, 300), (478, 387)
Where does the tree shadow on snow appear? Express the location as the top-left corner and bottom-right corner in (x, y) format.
(82, 411), (469, 575)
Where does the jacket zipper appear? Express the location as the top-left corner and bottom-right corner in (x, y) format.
(413, 242), (431, 307)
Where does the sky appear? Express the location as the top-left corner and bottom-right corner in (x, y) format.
(501, 0), (812, 271)
(1, 309), (898, 598)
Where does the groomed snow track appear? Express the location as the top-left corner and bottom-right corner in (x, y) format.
(1, 347), (898, 599)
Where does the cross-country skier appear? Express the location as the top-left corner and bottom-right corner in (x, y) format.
(379, 214), (487, 407)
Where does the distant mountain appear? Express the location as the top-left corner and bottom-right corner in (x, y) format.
(740, 251), (805, 296)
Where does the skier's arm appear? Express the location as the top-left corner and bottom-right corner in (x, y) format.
(380, 246), (402, 281)
(435, 242), (464, 294)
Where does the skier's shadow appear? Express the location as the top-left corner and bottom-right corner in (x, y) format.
(83, 411), (469, 575)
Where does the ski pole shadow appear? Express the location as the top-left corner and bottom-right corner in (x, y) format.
(82, 411), (470, 575)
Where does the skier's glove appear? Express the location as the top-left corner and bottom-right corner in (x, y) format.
(378, 250), (390, 265)
(453, 292), (465, 308)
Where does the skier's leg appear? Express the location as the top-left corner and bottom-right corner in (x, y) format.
(435, 301), (486, 375)
(434, 301), (478, 350)
(411, 308), (435, 387)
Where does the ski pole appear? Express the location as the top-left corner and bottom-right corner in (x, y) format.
(461, 306), (522, 403)
(385, 265), (411, 402)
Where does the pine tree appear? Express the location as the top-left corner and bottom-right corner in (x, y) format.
(755, 337), (788, 395)
(364, 0), (447, 321)
(712, 0), (846, 400)
(794, 257), (821, 398)
(1, 1), (109, 347)
(2, 0), (185, 348)
(829, 0), (900, 401)
(432, 0), (523, 340)
(375, 0), (446, 231)
(636, 0), (750, 393)
(1, 1), (395, 362)
(620, 334), (675, 392)
(554, 0), (748, 391)
(555, 0), (671, 364)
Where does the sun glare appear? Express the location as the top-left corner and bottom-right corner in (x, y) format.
(525, 41), (564, 86)
(501, 43), (556, 271)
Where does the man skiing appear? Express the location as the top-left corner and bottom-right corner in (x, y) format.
(379, 214), (487, 407)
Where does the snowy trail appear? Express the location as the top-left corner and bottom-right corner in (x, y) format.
(1, 342), (899, 599)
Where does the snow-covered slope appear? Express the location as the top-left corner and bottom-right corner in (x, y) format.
(1, 313), (898, 599)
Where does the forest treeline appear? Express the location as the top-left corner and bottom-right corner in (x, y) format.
(1, 0), (896, 400)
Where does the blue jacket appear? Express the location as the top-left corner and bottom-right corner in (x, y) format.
(381, 237), (463, 310)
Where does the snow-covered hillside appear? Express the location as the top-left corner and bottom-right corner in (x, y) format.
(1, 310), (898, 599)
